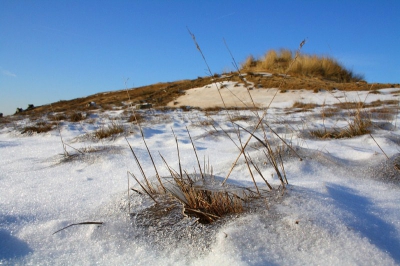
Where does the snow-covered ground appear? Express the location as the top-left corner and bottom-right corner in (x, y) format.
(1, 83), (400, 265)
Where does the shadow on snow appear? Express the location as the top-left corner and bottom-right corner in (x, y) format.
(326, 184), (400, 263)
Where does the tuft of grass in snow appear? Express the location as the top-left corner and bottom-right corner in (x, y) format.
(127, 128), (253, 224)
(94, 121), (125, 139)
(48, 113), (67, 121)
(310, 103), (372, 139)
(127, 112), (145, 124)
(291, 101), (319, 112)
(68, 112), (85, 122)
(21, 121), (55, 134)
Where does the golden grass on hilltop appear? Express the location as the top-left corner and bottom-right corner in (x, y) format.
(241, 49), (364, 82)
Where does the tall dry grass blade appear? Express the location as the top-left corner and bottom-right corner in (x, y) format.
(223, 115), (268, 184)
(50, 104), (69, 157)
(127, 172), (131, 213)
(63, 143), (84, 155)
(247, 153), (273, 190)
(139, 127), (166, 192)
(186, 126), (204, 180)
(237, 127), (260, 195)
(235, 123), (286, 187)
(189, 30), (261, 186)
(223, 39), (306, 183)
(171, 128), (183, 179)
(53, 222), (103, 235)
(264, 122), (303, 161)
(125, 138), (155, 193)
(369, 133), (390, 160)
(183, 170), (194, 184)
(263, 150), (285, 187)
(213, 124), (240, 150)
(125, 83), (164, 192)
(277, 146), (288, 184)
(128, 171), (157, 203)
(124, 78), (134, 109)
(159, 152), (178, 179)
(185, 207), (220, 222)
(187, 29), (243, 141)
(223, 38), (259, 110)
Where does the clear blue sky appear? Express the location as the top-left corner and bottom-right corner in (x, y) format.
(1, 0), (399, 115)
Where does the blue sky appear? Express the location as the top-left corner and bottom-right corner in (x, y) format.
(1, 0), (399, 115)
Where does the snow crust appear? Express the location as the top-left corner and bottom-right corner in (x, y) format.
(1, 84), (400, 265)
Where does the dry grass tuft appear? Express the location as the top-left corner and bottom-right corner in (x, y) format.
(165, 173), (247, 224)
(368, 99), (399, 107)
(68, 112), (85, 122)
(310, 108), (372, 139)
(291, 101), (319, 111)
(127, 112), (145, 124)
(321, 107), (340, 118)
(370, 107), (398, 121)
(126, 124), (263, 224)
(48, 113), (67, 121)
(241, 55), (258, 69)
(22, 121), (55, 134)
(94, 122), (125, 139)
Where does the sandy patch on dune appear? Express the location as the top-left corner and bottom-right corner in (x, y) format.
(167, 81), (300, 109)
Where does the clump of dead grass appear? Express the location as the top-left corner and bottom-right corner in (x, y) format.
(291, 101), (319, 111)
(370, 107), (398, 121)
(310, 107), (372, 139)
(68, 112), (85, 122)
(127, 112), (145, 124)
(94, 122), (125, 139)
(48, 113), (67, 121)
(321, 107), (340, 118)
(21, 121), (55, 134)
(173, 180), (246, 223)
(127, 128), (258, 224)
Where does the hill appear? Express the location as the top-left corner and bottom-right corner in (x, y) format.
(6, 71), (399, 118)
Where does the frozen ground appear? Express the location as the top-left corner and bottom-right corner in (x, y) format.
(1, 83), (400, 265)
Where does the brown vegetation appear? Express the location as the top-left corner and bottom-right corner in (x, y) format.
(310, 104), (372, 139)
(291, 101), (319, 111)
(17, 70), (397, 118)
(94, 122), (125, 139)
(241, 48), (364, 82)
(68, 112), (85, 122)
(22, 121), (55, 134)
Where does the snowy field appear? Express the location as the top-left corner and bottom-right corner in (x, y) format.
(1, 83), (400, 265)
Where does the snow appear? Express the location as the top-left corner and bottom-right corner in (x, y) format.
(1, 83), (400, 265)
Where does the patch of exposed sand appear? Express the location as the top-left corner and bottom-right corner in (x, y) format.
(167, 81), (300, 109)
